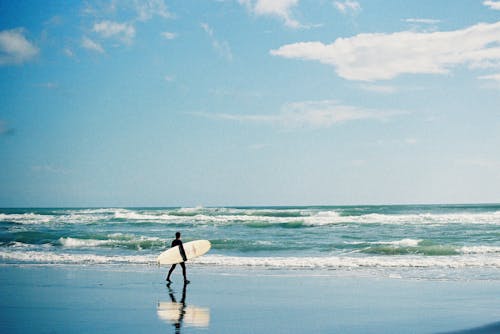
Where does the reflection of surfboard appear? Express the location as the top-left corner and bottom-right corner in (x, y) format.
(157, 240), (211, 265)
(157, 302), (210, 327)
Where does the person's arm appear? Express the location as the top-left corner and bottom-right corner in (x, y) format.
(179, 241), (187, 262)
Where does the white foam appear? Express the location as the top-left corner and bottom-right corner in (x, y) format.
(182, 210), (500, 227)
(2, 250), (500, 269)
(346, 212), (500, 225)
(113, 210), (179, 221)
(0, 250), (154, 264)
(379, 239), (422, 247)
(345, 239), (422, 247)
(0, 213), (53, 224)
(58, 235), (165, 249)
(5, 208), (499, 227)
(193, 254), (500, 269)
(460, 246), (500, 254)
(59, 237), (109, 248)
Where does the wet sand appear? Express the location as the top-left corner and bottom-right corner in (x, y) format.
(0, 265), (499, 333)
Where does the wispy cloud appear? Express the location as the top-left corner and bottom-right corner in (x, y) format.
(239, 0), (302, 28)
(402, 18), (441, 33)
(161, 31), (177, 40)
(403, 18), (441, 25)
(483, 0), (500, 10)
(63, 47), (74, 57)
(271, 21), (500, 81)
(93, 20), (135, 44)
(478, 72), (500, 89)
(81, 36), (104, 53)
(0, 28), (39, 65)
(194, 100), (406, 129)
(478, 73), (500, 81)
(82, 0), (172, 21)
(135, 0), (173, 21)
(334, 1), (361, 15)
(201, 23), (233, 61)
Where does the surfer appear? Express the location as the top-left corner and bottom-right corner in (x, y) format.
(166, 232), (190, 284)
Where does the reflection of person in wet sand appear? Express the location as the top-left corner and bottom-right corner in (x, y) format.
(167, 282), (187, 334)
(157, 282), (210, 332)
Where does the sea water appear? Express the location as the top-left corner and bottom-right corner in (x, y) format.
(1, 204), (499, 280)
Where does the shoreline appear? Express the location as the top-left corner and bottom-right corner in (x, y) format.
(1, 264), (499, 333)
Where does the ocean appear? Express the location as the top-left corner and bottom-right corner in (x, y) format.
(1, 204), (499, 280)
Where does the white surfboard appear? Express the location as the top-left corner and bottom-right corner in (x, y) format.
(157, 240), (211, 265)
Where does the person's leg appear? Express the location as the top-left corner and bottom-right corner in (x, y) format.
(180, 262), (189, 283)
(166, 264), (176, 282)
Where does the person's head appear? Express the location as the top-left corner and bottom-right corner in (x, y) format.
(175, 232), (181, 239)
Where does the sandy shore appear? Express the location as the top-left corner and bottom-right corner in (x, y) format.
(0, 264), (499, 333)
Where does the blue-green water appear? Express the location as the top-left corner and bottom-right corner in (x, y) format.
(1, 205), (499, 279)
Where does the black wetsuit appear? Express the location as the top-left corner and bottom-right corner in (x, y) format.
(166, 238), (188, 282)
(171, 239), (187, 262)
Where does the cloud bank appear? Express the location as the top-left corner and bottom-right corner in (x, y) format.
(271, 21), (500, 81)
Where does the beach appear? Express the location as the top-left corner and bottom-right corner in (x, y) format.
(1, 264), (499, 334)
(1, 206), (499, 333)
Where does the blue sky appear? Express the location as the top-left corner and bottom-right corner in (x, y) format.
(1, 0), (499, 207)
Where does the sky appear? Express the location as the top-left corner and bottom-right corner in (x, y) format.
(0, 0), (499, 207)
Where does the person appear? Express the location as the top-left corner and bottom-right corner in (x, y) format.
(166, 232), (190, 284)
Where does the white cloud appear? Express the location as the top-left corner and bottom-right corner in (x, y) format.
(201, 23), (233, 61)
(63, 47), (74, 57)
(0, 28), (39, 65)
(403, 18), (441, 25)
(478, 73), (500, 81)
(161, 31), (177, 40)
(483, 0), (500, 10)
(334, 1), (361, 15)
(93, 20), (135, 44)
(270, 21), (500, 81)
(81, 36), (104, 53)
(239, 0), (302, 28)
(279, 100), (404, 127)
(135, 0), (172, 21)
(195, 100), (406, 128)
